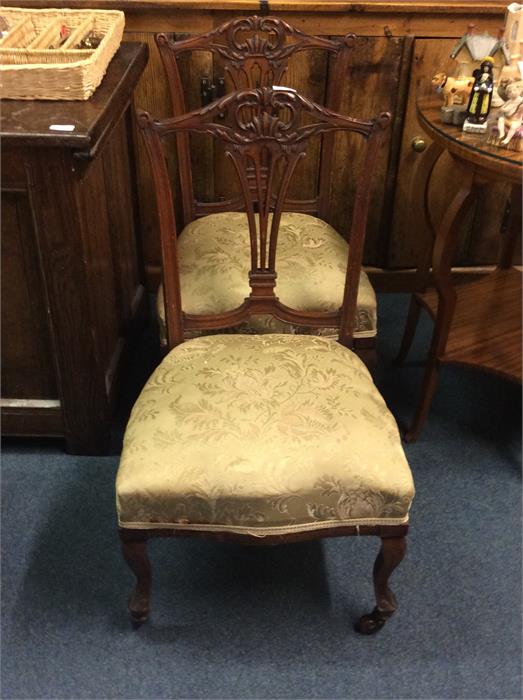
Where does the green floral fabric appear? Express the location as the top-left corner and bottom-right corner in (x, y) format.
(116, 334), (414, 535)
(156, 212), (377, 343)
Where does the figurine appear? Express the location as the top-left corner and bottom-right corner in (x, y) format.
(463, 57), (495, 132)
(497, 81), (523, 142)
(487, 80), (523, 150)
(450, 24), (510, 78)
(431, 72), (474, 107)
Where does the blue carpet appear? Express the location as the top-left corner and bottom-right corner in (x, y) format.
(1, 294), (521, 699)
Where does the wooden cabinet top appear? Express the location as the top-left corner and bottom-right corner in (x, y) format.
(1, 42), (148, 154)
(3, 0), (507, 14)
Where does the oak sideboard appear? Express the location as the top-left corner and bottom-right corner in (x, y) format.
(1, 42), (148, 454)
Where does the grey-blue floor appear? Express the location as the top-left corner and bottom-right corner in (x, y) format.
(1, 294), (522, 700)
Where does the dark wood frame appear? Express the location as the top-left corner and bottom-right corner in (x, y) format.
(156, 16), (379, 363)
(156, 15), (355, 226)
(119, 85), (408, 634)
(396, 99), (522, 441)
(120, 525), (408, 634)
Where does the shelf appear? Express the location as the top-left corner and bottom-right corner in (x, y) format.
(418, 269), (522, 382)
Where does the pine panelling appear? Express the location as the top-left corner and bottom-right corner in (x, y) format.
(284, 50), (328, 201)
(259, 12), (502, 39)
(326, 36), (404, 265)
(129, 11), (503, 39)
(124, 12), (213, 35)
(175, 43), (215, 202)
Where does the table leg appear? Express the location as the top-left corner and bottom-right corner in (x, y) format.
(405, 165), (476, 442)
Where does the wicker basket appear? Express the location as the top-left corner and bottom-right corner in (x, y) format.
(0, 7), (124, 100)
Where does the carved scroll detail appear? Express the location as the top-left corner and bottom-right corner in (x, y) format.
(149, 88), (383, 146)
(157, 16), (354, 90)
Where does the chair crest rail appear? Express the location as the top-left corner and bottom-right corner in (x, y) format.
(156, 16), (355, 91)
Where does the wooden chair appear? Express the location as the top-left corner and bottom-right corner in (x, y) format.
(116, 86), (415, 634)
(154, 16), (380, 368)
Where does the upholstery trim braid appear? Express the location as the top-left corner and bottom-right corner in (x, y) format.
(117, 515), (410, 536)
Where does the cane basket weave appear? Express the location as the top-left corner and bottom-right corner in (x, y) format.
(0, 7), (124, 100)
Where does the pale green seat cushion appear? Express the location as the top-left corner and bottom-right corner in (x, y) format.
(156, 212), (377, 342)
(116, 334), (414, 536)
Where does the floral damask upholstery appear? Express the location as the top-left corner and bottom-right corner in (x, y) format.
(117, 334), (414, 536)
(156, 212), (377, 342)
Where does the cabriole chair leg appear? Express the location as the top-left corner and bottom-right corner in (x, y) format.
(120, 530), (152, 625)
(356, 535), (407, 634)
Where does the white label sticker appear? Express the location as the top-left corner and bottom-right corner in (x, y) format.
(49, 124), (76, 132)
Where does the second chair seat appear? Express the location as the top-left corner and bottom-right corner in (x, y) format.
(117, 334), (413, 536)
(157, 212), (377, 342)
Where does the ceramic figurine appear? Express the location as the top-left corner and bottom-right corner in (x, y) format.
(432, 72), (474, 107)
(497, 82), (523, 140)
(450, 25), (510, 78)
(463, 57), (495, 132)
(487, 80), (523, 150)
(500, 100), (523, 143)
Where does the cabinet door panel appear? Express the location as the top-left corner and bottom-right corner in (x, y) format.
(326, 36), (405, 265)
(1, 191), (58, 399)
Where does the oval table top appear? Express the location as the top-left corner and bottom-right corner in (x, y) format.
(416, 97), (523, 184)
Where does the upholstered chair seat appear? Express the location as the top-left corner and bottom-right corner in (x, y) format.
(156, 212), (377, 343)
(117, 334), (414, 535)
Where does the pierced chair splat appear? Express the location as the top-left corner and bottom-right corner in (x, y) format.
(154, 17), (380, 364)
(116, 87), (415, 635)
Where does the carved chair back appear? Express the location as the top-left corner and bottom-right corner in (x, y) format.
(139, 87), (391, 350)
(156, 16), (357, 227)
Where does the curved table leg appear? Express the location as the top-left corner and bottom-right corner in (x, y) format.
(405, 165), (476, 442)
(396, 142), (442, 366)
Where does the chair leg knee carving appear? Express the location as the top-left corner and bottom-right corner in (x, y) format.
(356, 535), (407, 634)
(120, 531), (152, 624)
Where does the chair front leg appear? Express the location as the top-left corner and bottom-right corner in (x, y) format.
(356, 535), (407, 634)
(120, 529), (152, 624)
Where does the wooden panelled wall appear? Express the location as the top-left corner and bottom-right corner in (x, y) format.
(12, 1), (510, 290)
